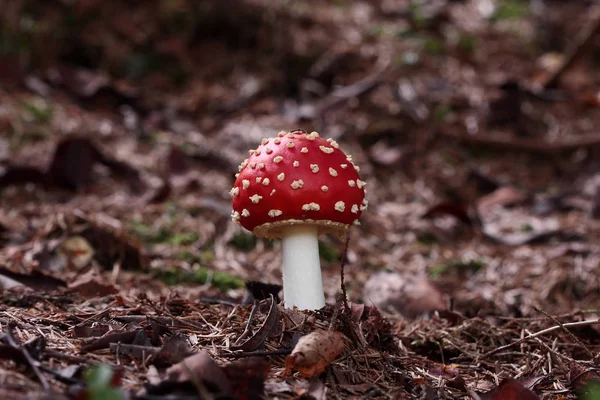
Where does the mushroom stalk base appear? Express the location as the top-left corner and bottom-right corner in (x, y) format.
(281, 225), (325, 310)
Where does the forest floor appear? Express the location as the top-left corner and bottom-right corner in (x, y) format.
(2, 0), (600, 399)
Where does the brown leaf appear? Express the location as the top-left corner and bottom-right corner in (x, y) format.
(284, 330), (345, 378)
(0, 267), (66, 291)
(166, 351), (232, 395)
(68, 269), (118, 298)
(0, 166), (47, 189)
(243, 281), (282, 304)
(422, 202), (474, 226)
(222, 357), (270, 400)
(151, 333), (193, 367)
(477, 186), (528, 213)
(479, 378), (540, 400)
(363, 272), (447, 319)
(80, 329), (143, 353)
(231, 296), (280, 352)
(47, 137), (101, 190)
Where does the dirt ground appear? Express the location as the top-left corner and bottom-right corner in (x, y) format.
(2, 0), (600, 399)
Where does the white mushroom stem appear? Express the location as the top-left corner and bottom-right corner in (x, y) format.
(281, 225), (325, 310)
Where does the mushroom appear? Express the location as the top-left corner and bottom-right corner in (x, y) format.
(230, 130), (367, 310)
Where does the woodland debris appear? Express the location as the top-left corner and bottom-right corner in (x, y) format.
(284, 330), (345, 378)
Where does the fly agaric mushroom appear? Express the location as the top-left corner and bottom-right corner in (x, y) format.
(230, 130), (367, 310)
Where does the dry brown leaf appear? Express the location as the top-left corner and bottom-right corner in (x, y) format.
(478, 378), (540, 400)
(363, 272), (447, 319)
(284, 330), (345, 378)
(166, 350), (231, 395)
(477, 186), (528, 213)
(68, 269), (118, 298)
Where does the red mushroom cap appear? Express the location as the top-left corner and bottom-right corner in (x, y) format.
(230, 130), (368, 238)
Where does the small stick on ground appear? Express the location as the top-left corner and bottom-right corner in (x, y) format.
(534, 306), (597, 363)
(540, 6), (600, 89)
(339, 232), (351, 315)
(483, 318), (600, 358)
(6, 323), (50, 390)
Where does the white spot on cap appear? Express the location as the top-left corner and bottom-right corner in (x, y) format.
(249, 162), (256, 169)
(278, 131), (286, 137)
(273, 156), (283, 163)
(329, 167), (338, 177)
(357, 179), (366, 189)
(277, 173), (285, 181)
(235, 173), (240, 178)
(302, 202), (320, 211)
(254, 150), (261, 156)
(262, 178), (270, 186)
(286, 142), (295, 148)
(274, 138), (281, 144)
(229, 187), (239, 197)
(258, 163), (265, 169)
(242, 180), (250, 190)
(268, 209), (283, 217)
(354, 165), (360, 172)
(265, 147), (273, 154)
(346, 155), (353, 161)
(293, 161), (299, 167)
(340, 164), (348, 169)
(300, 147), (308, 153)
(327, 138), (339, 148)
(249, 149), (255, 155)
(319, 146), (334, 154)
(238, 159), (248, 171)
(231, 211), (240, 222)
(334, 201), (345, 212)
(321, 185), (328, 192)
(241, 209), (250, 217)
(270, 189), (276, 196)
(351, 204), (359, 213)
(291, 180), (304, 189)
(306, 131), (319, 140)
(250, 194), (263, 204)
(261, 138), (269, 145)
(256, 177), (262, 183)
(310, 164), (319, 173)
(353, 220), (361, 226)
(348, 180), (356, 187)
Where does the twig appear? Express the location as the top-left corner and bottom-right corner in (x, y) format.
(233, 300), (259, 346)
(441, 128), (600, 155)
(339, 232), (351, 315)
(219, 348), (292, 358)
(540, 7), (600, 89)
(483, 318), (600, 358)
(6, 323), (50, 390)
(534, 307), (597, 363)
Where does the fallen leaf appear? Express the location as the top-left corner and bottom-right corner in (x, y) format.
(222, 357), (270, 400)
(231, 295), (280, 352)
(422, 202), (474, 227)
(68, 269), (118, 298)
(363, 272), (447, 319)
(0, 267), (66, 291)
(477, 186), (528, 213)
(151, 333), (193, 367)
(166, 350), (232, 395)
(478, 378), (540, 400)
(284, 330), (345, 378)
(0, 166), (47, 189)
(243, 281), (282, 304)
(482, 226), (586, 246)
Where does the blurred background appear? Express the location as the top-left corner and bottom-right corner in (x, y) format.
(1, 0), (600, 318)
